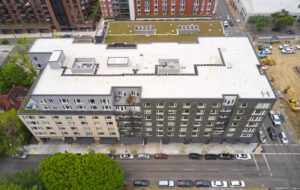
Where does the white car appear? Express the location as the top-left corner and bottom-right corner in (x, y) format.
(211, 181), (228, 188)
(223, 20), (229, 27)
(259, 130), (266, 143)
(120, 153), (134, 160)
(226, 15), (231, 20)
(282, 48), (295, 54)
(264, 48), (272, 54)
(137, 153), (151, 159)
(229, 180), (246, 187)
(235, 154), (252, 160)
(296, 45), (300, 50)
(269, 111), (281, 126)
(279, 131), (289, 144)
(158, 180), (175, 187)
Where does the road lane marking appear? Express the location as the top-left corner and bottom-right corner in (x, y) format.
(183, 169), (195, 171)
(230, 169), (243, 171)
(146, 169), (155, 171)
(263, 154), (272, 176)
(160, 169), (170, 171)
(207, 169), (218, 171)
(253, 154), (260, 171)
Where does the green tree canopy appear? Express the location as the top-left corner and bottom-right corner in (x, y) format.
(0, 169), (42, 190)
(271, 9), (295, 28)
(0, 109), (31, 155)
(39, 153), (124, 190)
(248, 16), (270, 30)
(0, 62), (34, 94)
(1, 39), (10, 45)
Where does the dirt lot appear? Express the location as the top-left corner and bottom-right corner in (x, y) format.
(257, 39), (300, 139)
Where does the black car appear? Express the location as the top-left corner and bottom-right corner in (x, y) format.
(195, 180), (211, 187)
(177, 180), (194, 187)
(268, 126), (277, 141)
(218, 153), (234, 160)
(61, 34), (71, 38)
(133, 180), (150, 187)
(204, 154), (218, 160)
(272, 27), (281, 32)
(229, 20), (234, 26)
(286, 29), (295, 34)
(188, 153), (202, 160)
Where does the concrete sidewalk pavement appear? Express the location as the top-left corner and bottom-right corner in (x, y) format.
(24, 142), (259, 155)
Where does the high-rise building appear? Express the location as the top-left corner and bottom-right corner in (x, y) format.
(100, 0), (216, 20)
(19, 37), (276, 144)
(0, 0), (99, 34)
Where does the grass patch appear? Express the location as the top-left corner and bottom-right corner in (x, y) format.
(105, 20), (224, 43)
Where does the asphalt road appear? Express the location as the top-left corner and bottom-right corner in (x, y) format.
(1, 153), (300, 189)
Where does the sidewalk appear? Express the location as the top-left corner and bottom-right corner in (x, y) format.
(24, 142), (258, 155)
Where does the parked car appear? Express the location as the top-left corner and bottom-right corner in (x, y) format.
(177, 180), (194, 187)
(154, 153), (168, 159)
(133, 180), (150, 187)
(61, 34), (71, 38)
(188, 153), (202, 160)
(229, 180), (246, 187)
(54, 34), (61, 38)
(279, 131), (289, 144)
(226, 15), (231, 20)
(137, 153), (151, 159)
(286, 29), (295, 34)
(158, 180), (175, 187)
(211, 181), (228, 188)
(195, 180), (211, 187)
(229, 20), (234, 26)
(296, 45), (300, 50)
(258, 130), (266, 143)
(12, 153), (28, 159)
(204, 154), (218, 160)
(272, 27), (281, 32)
(268, 126), (278, 141)
(218, 153), (234, 160)
(120, 153), (134, 160)
(282, 48), (295, 54)
(223, 20), (229, 27)
(269, 111), (281, 126)
(279, 44), (289, 50)
(235, 154), (251, 160)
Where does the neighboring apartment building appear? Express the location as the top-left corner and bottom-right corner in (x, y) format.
(100, 0), (217, 20)
(232, 0), (300, 21)
(0, 0), (98, 34)
(19, 37), (276, 144)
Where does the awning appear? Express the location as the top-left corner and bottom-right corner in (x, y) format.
(120, 136), (143, 144)
(64, 137), (74, 144)
(76, 137), (95, 144)
(99, 137), (118, 144)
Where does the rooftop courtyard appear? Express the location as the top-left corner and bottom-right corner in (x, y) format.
(105, 20), (224, 43)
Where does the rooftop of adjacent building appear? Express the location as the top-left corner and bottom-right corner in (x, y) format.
(0, 86), (28, 112)
(238, 0), (300, 14)
(28, 37), (275, 99)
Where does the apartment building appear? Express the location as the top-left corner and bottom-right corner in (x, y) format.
(100, 0), (216, 20)
(0, 0), (99, 34)
(19, 37), (276, 144)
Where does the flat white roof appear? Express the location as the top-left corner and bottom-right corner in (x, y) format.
(241, 0), (300, 15)
(107, 57), (129, 66)
(29, 37), (275, 99)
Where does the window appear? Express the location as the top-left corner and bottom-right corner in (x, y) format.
(156, 115), (164, 120)
(183, 102), (191, 108)
(156, 127), (163, 132)
(246, 122), (259, 127)
(118, 91), (127, 96)
(89, 99), (95, 104)
(52, 116), (59, 119)
(236, 110), (244, 114)
(167, 122), (175, 126)
(168, 110), (176, 114)
(100, 99), (109, 104)
(204, 128), (212, 132)
(63, 105), (72, 110)
(157, 132), (163, 136)
(182, 109), (190, 115)
(102, 106), (111, 111)
(167, 132), (174, 136)
(234, 116), (241, 121)
(197, 103), (206, 108)
(249, 116), (262, 122)
(92, 116), (99, 119)
(144, 102), (151, 107)
(98, 132), (105, 135)
(220, 108), (231, 112)
(168, 116), (175, 120)
(209, 109), (218, 115)
(231, 122), (239, 126)
(180, 128), (187, 132)
(157, 121), (163, 126)
(76, 105), (84, 110)
(65, 116), (72, 120)
(144, 115), (152, 120)
(116, 106), (126, 112)
(179, 132), (186, 137)
(81, 121), (88, 125)
(42, 106), (50, 110)
(195, 115), (203, 121)
(240, 102), (248, 108)
(33, 57), (38, 61)
(38, 99), (46, 104)
(196, 109), (204, 115)
(226, 133), (234, 137)
(74, 99), (83, 104)
(169, 102), (177, 108)
(228, 128), (236, 132)
(194, 121), (201, 126)
(144, 110), (151, 114)
(208, 116), (216, 121)
(131, 91), (139, 96)
(59, 99), (69, 104)
(55, 121), (62, 125)
(48, 99), (54, 103)
(157, 102), (164, 108)
(78, 116), (85, 119)
(106, 121), (113, 126)
(181, 115), (189, 120)
(156, 110), (164, 115)
(167, 127), (174, 131)
(211, 103), (220, 108)
(255, 103), (271, 109)
(39, 116), (46, 119)
(180, 121), (188, 126)
(145, 128), (152, 131)
(240, 133), (253, 138)
(145, 122), (152, 126)
(206, 122), (213, 126)
(252, 110), (267, 115)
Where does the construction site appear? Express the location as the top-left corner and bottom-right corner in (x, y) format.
(256, 38), (300, 140)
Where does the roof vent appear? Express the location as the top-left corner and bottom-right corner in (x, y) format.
(71, 58), (96, 74)
(157, 59), (180, 75)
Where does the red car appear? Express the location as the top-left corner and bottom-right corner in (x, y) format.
(154, 153), (168, 159)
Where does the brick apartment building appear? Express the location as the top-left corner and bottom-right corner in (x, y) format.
(0, 0), (99, 34)
(100, 0), (216, 20)
(19, 37), (276, 144)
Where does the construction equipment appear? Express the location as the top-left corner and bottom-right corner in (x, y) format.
(260, 56), (276, 65)
(283, 86), (300, 111)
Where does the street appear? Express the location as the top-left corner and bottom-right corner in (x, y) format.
(1, 151), (300, 189)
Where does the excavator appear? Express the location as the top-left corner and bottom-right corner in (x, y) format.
(260, 56), (276, 66)
(283, 86), (300, 111)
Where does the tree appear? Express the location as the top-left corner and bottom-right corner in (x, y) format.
(39, 153), (124, 190)
(1, 39), (10, 45)
(271, 9), (295, 28)
(17, 37), (30, 51)
(0, 169), (42, 190)
(0, 109), (31, 155)
(0, 183), (24, 190)
(248, 16), (270, 30)
(0, 62), (34, 94)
